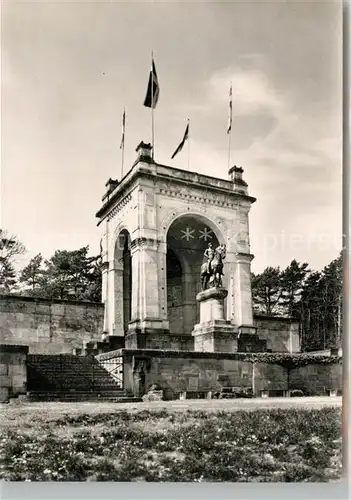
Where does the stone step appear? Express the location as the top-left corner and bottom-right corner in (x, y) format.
(28, 389), (126, 397)
(27, 391), (140, 403)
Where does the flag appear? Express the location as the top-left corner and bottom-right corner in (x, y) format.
(120, 109), (126, 149)
(143, 59), (160, 109)
(227, 83), (232, 134)
(171, 121), (189, 159)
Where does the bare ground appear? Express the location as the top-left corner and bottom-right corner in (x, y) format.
(0, 396), (342, 431)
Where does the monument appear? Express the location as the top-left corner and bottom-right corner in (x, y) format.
(96, 141), (262, 353)
(192, 243), (239, 352)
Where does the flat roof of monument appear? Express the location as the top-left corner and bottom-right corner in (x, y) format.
(96, 159), (256, 221)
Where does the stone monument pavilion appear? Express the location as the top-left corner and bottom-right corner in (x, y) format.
(96, 141), (266, 353)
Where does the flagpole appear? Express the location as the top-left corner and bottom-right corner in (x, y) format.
(121, 108), (125, 178)
(227, 125), (232, 170)
(151, 51), (155, 160)
(227, 82), (232, 170)
(187, 118), (190, 170)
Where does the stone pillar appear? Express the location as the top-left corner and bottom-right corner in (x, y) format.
(234, 252), (255, 328)
(192, 287), (239, 353)
(126, 237), (169, 348)
(101, 261), (109, 333)
(225, 251), (236, 324)
(113, 267), (124, 336)
(157, 241), (168, 321)
(182, 271), (197, 335)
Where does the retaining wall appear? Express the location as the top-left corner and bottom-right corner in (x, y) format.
(0, 344), (28, 402)
(0, 295), (104, 354)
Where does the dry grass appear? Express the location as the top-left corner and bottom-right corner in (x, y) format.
(0, 398), (342, 482)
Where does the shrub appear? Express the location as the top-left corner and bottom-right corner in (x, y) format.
(290, 389), (304, 397)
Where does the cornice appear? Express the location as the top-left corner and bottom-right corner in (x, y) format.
(106, 193), (132, 222)
(96, 162), (256, 223)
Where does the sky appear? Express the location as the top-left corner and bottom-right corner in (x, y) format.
(1, 0), (342, 273)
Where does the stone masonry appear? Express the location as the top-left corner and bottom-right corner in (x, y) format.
(96, 141), (260, 350)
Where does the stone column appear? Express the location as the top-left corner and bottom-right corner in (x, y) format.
(157, 241), (168, 321)
(113, 266), (124, 336)
(224, 250), (236, 324)
(101, 261), (109, 333)
(126, 237), (169, 348)
(234, 252), (254, 326)
(182, 271), (197, 335)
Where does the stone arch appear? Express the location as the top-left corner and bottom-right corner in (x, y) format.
(160, 208), (226, 245)
(165, 212), (225, 335)
(111, 222), (132, 269)
(166, 247), (184, 335)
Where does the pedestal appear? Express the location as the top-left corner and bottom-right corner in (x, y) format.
(125, 319), (170, 349)
(192, 287), (239, 353)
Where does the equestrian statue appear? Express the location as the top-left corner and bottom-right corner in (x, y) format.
(200, 242), (226, 291)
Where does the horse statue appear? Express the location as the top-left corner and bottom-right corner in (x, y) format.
(200, 244), (226, 291)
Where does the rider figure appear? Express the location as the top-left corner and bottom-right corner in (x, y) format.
(204, 242), (215, 274)
(216, 244), (226, 275)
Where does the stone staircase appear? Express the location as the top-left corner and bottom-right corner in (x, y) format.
(27, 390), (140, 403)
(27, 354), (140, 403)
(73, 334), (125, 357)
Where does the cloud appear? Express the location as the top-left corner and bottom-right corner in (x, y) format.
(208, 66), (285, 117)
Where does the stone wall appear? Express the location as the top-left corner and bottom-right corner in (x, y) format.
(252, 362), (288, 396)
(289, 363), (343, 396)
(253, 315), (300, 353)
(0, 344), (28, 402)
(120, 349), (342, 400)
(122, 350), (253, 400)
(0, 296), (301, 355)
(0, 295), (104, 354)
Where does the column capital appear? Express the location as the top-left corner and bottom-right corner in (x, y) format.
(235, 252), (254, 263)
(130, 237), (162, 252)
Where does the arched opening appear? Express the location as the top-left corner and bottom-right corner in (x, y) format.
(167, 248), (183, 335)
(114, 229), (132, 335)
(166, 214), (222, 335)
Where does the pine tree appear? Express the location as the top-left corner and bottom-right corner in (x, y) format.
(19, 253), (44, 295)
(34, 246), (101, 301)
(279, 260), (310, 318)
(251, 266), (281, 315)
(0, 229), (26, 294)
(0, 259), (17, 293)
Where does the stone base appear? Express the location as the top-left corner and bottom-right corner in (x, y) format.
(196, 287), (228, 323)
(126, 319), (169, 348)
(192, 287), (239, 353)
(125, 331), (168, 349)
(128, 319), (170, 334)
(238, 325), (258, 336)
(237, 325), (267, 353)
(192, 320), (239, 353)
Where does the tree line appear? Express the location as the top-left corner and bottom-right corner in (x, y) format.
(251, 255), (343, 352)
(0, 228), (343, 351)
(0, 229), (102, 302)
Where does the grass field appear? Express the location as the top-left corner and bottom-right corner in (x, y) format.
(0, 398), (342, 482)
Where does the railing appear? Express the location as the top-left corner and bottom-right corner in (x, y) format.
(95, 356), (123, 389)
(27, 354), (123, 392)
